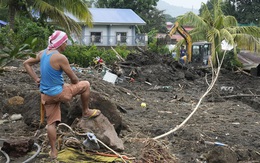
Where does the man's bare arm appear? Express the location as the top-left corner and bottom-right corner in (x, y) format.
(59, 55), (79, 84)
(23, 52), (42, 85)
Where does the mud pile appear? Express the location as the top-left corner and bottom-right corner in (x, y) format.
(0, 51), (260, 162)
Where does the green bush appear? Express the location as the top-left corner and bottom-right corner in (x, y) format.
(147, 29), (170, 55)
(0, 17), (52, 67)
(0, 37), (39, 67)
(0, 16), (134, 68)
(0, 17), (51, 50)
(64, 45), (131, 67)
(222, 50), (243, 70)
(0, 27), (18, 48)
(14, 17), (51, 50)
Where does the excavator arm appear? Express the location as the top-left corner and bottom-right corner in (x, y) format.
(167, 22), (192, 62)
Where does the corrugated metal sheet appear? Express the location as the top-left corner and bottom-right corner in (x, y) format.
(68, 8), (146, 25)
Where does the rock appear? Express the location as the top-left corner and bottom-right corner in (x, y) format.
(0, 119), (8, 124)
(21, 90), (125, 134)
(3, 96), (26, 115)
(184, 70), (196, 80)
(89, 91), (124, 135)
(1, 137), (34, 157)
(74, 114), (124, 151)
(10, 114), (23, 121)
(22, 91), (42, 128)
(8, 96), (24, 105)
(206, 146), (237, 163)
(66, 91), (124, 135)
(2, 113), (9, 119)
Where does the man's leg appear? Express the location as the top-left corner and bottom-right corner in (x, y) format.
(76, 81), (101, 117)
(60, 81), (101, 118)
(47, 122), (58, 158)
(42, 99), (61, 159)
(81, 81), (90, 115)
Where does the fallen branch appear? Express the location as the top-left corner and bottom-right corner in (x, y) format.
(111, 46), (125, 62)
(221, 94), (260, 98)
(236, 67), (252, 76)
(153, 51), (226, 140)
(135, 46), (148, 55)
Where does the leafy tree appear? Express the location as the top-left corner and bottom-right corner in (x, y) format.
(199, 0), (214, 14)
(164, 14), (176, 23)
(229, 0), (260, 25)
(0, 6), (8, 21)
(95, 0), (158, 10)
(203, 0), (260, 25)
(0, 0), (93, 36)
(95, 0), (167, 33)
(221, 0), (238, 19)
(177, 0), (260, 66)
(14, 17), (51, 50)
(0, 16), (51, 67)
(0, 17), (51, 50)
(139, 8), (167, 33)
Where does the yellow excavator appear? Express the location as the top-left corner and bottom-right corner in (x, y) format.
(167, 22), (211, 65)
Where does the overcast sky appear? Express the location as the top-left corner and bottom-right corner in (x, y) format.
(162, 0), (209, 9)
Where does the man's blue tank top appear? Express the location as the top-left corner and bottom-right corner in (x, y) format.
(40, 49), (64, 96)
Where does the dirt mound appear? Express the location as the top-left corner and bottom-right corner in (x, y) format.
(0, 52), (260, 162)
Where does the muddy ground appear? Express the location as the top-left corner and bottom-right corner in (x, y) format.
(0, 51), (260, 163)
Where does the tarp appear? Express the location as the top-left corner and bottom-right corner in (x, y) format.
(221, 40), (234, 51)
(57, 148), (132, 163)
(0, 20), (7, 26)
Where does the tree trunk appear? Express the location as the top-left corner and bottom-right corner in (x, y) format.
(9, 4), (16, 30)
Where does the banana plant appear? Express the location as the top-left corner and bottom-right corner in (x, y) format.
(0, 37), (38, 68)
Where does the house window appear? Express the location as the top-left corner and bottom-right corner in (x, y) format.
(116, 32), (127, 43)
(90, 32), (101, 43)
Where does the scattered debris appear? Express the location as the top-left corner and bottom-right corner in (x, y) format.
(102, 71), (118, 84)
(148, 85), (173, 92)
(10, 114), (22, 121)
(203, 141), (228, 147)
(140, 139), (179, 163)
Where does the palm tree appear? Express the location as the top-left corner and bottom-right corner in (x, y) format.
(0, 0), (92, 36)
(177, 0), (260, 66)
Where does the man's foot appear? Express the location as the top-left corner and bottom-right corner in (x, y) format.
(83, 109), (101, 119)
(49, 150), (57, 160)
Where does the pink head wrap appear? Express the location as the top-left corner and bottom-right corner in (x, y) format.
(48, 30), (68, 50)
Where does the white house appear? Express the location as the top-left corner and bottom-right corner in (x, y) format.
(68, 8), (147, 47)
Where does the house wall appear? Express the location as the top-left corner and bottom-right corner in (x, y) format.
(82, 26), (108, 45)
(77, 25), (146, 47)
(109, 25), (133, 45)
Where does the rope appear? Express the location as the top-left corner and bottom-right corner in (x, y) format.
(0, 136), (41, 162)
(0, 149), (10, 163)
(0, 138), (9, 163)
(96, 139), (127, 163)
(153, 50), (227, 140)
(22, 143), (41, 163)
